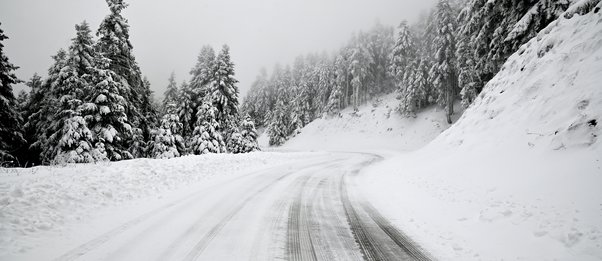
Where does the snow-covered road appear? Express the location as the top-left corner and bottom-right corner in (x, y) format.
(19, 152), (430, 261)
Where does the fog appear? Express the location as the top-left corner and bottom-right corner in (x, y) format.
(0, 0), (436, 99)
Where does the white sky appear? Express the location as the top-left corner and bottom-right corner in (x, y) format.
(0, 0), (436, 100)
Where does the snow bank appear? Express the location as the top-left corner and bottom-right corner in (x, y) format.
(277, 93), (461, 152)
(359, 10), (602, 261)
(0, 152), (317, 257)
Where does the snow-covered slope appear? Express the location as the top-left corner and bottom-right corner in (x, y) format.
(357, 10), (602, 261)
(276, 93), (462, 152)
(435, 11), (601, 152)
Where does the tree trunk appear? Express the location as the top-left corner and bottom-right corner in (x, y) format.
(446, 77), (454, 124)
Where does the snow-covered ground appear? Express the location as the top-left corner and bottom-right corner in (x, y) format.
(0, 152), (323, 259)
(265, 7), (602, 261)
(2, 4), (600, 261)
(354, 10), (602, 261)
(278, 93), (462, 152)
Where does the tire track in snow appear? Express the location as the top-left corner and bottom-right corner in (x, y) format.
(51, 161), (320, 261)
(286, 175), (318, 261)
(360, 201), (432, 261)
(340, 155), (433, 261)
(105, 171), (273, 260)
(51, 185), (211, 261)
(180, 160), (345, 261)
(340, 175), (386, 261)
(159, 171), (292, 261)
(312, 173), (363, 260)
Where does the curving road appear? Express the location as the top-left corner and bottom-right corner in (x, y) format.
(50, 153), (431, 261)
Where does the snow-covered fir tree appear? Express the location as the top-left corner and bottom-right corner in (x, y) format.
(267, 66), (298, 145)
(348, 35), (373, 109)
(27, 50), (68, 164)
(399, 58), (431, 116)
(16, 90), (28, 111)
(43, 21), (100, 164)
(292, 56), (313, 127)
(190, 45), (216, 98)
(149, 73), (185, 158)
(315, 60), (334, 115)
(80, 55), (133, 161)
(150, 102), (185, 159)
(210, 45), (240, 128)
(163, 72), (179, 114)
(0, 23), (25, 163)
(184, 46), (217, 142)
(137, 76), (158, 150)
(390, 21), (416, 89)
(431, 0), (458, 124)
(241, 68), (272, 127)
(209, 45), (241, 150)
(325, 62), (344, 117)
(177, 81), (195, 139)
(96, 0), (151, 157)
(190, 100), (226, 154)
(228, 115), (260, 153)
(239, 115), (260, 152)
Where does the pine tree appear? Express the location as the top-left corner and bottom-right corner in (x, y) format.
(456, 4), (481, 108)
(210, 45), (240, 127)
(431, 0), (458, 124)
(80, 55), (133, 161)
(16, 90), (28, 111)
(190, 100), (226, 154)
(28, 50), (67, 164)
(177, 81), (193, 136)
(229, 115), (259, 153)
(505, 0), (570, 53)
(390, 21), (417, 90)
(267, 102), (290, 146)
(43, 22), (101, 164)
(137, 76), (158, 153)
(149, 74), (185, 158)
(209, 45), (241, 150)
(241, 69), (270, 127)
(150, 102), (185, 159)
(240, 115), (260, 152)
(190, 45), (216, 99)
(0, 23), (25, 164)
(400, 58), (430, 116)
(325, 61), (344, 117)
(183, 45), (217, 145)
(348, 37), (372, 109)
(163, 72), (179, 113)
(292, 56), (312, 127)
(97, 0), (147, 156)
(267, 66), (296, 145)
(315, 60), (334, 115)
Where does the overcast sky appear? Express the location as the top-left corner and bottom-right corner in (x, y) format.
(0, 0), (436, 100)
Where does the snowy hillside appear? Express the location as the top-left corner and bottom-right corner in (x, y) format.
(355, 9), (602, 261)
(274, 93), (462, 152)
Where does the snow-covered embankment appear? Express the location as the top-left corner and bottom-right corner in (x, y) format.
(358, 9), (602, 261)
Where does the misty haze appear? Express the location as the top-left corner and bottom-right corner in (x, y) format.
(0, 0), (601, 260)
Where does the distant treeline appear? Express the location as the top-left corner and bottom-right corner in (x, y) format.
(241, 0), (577, 146)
